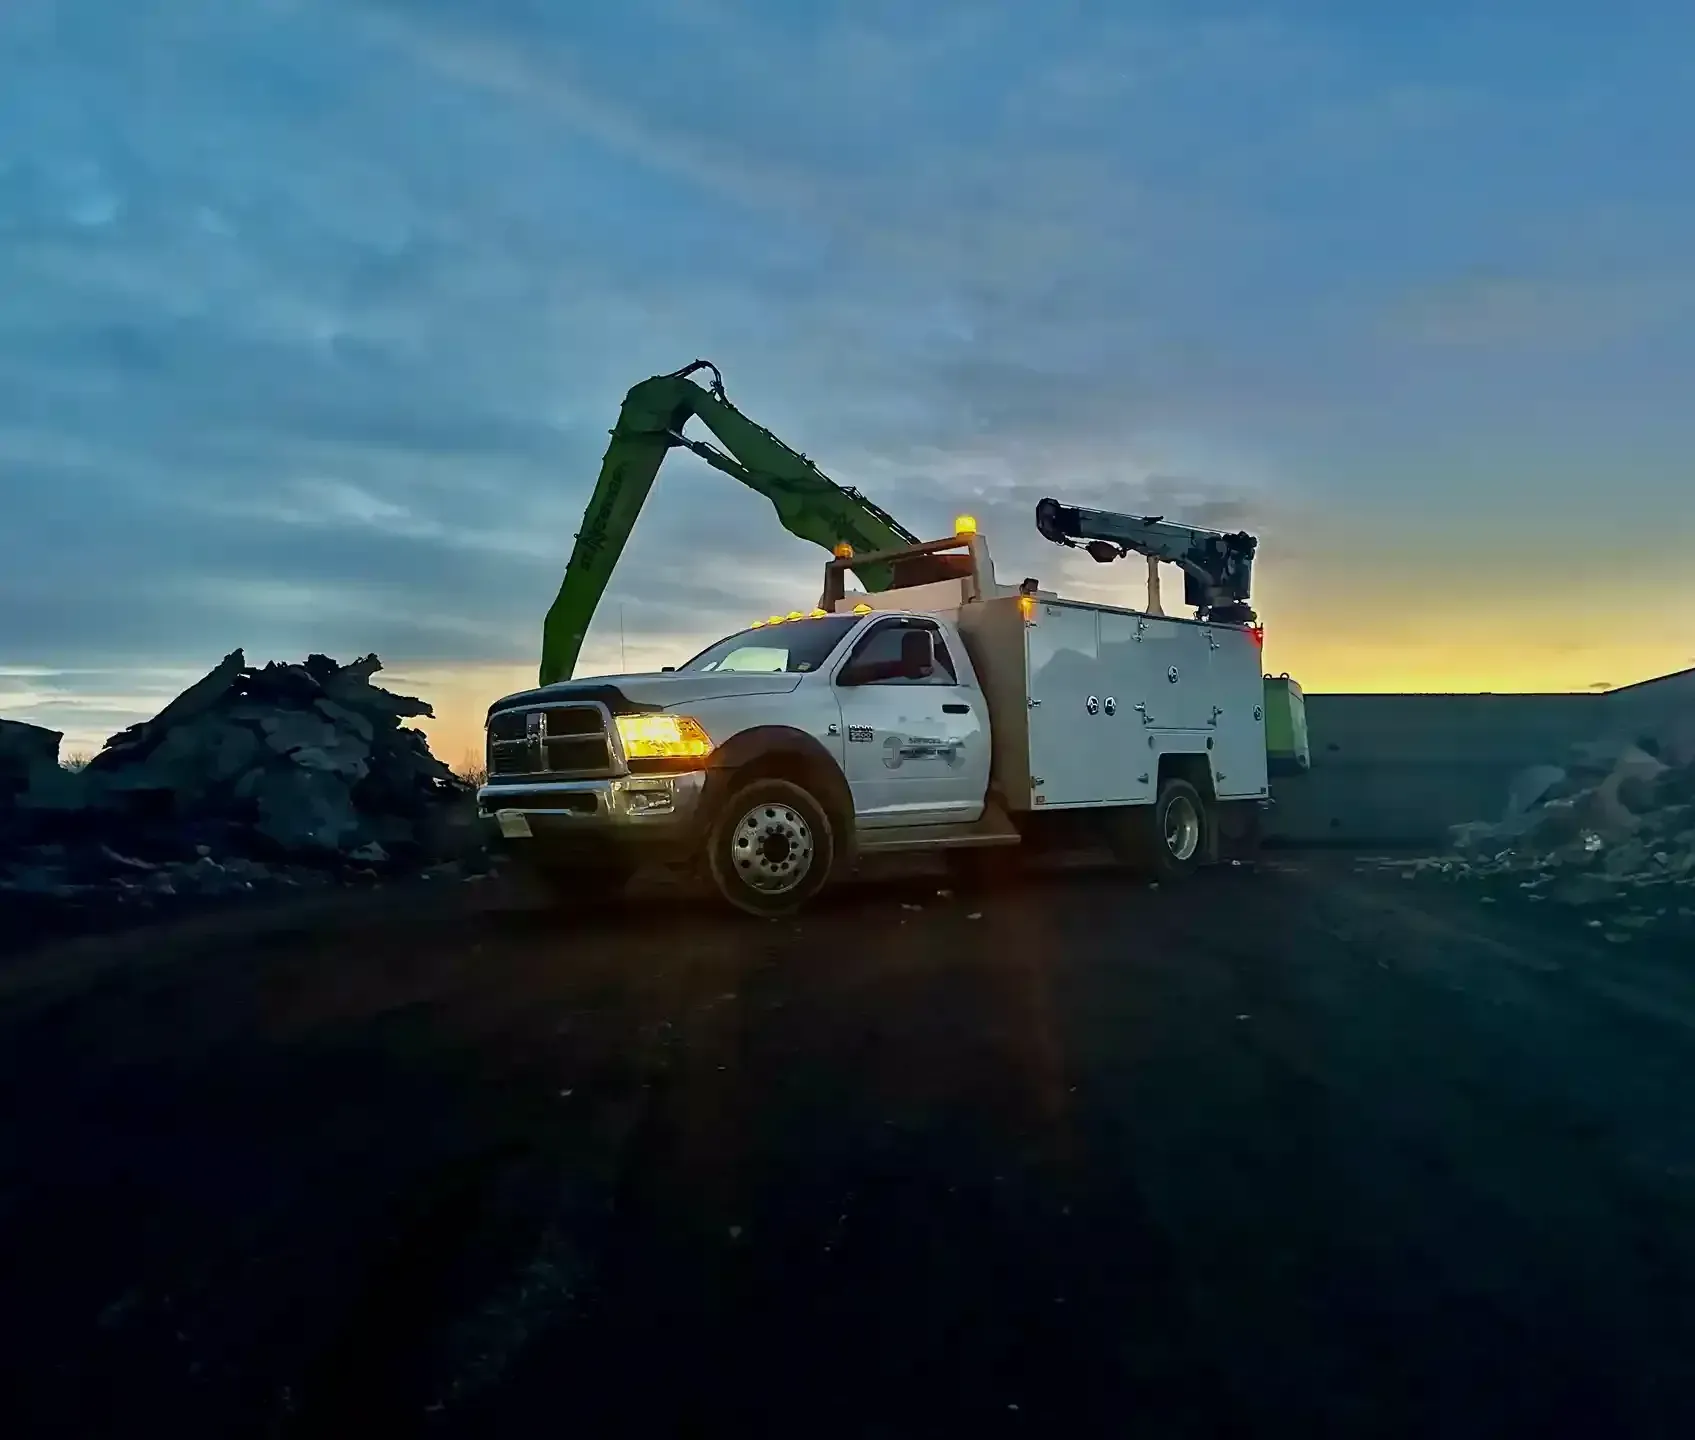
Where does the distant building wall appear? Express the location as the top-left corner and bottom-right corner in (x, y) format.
(1264, 668), (1693, 847)
(1604, 667), (1695, 750)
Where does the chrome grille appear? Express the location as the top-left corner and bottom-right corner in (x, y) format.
(486, 702), (616, 779)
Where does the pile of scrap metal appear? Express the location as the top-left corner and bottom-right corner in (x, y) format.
(1, 651), (491, 916)
(1363, 722), (1695, 942)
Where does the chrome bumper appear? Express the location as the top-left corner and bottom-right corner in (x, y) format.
(476, 770), (707, 842)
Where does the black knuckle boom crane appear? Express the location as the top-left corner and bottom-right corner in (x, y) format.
(1034, 497), (1259, 627)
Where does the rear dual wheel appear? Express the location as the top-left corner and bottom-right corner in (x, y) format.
(1143, 777), (1208, 879)
(1106, 777), (1210, 880)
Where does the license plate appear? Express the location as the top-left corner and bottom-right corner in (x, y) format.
(496, 811), (533, 839)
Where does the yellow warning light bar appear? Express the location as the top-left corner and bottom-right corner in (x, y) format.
(832, 542), (854, 559)
(786, 610), (804, 621)
(852, 602), (873, 614)
(767, 615), (784, 626)
(809, 608), (828, 618)
(750, 620), (766, 628)
(954, 514), (978, 536)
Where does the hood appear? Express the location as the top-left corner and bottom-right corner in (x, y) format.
(487, 670), (803, 718)
(592, 671), (806, 707)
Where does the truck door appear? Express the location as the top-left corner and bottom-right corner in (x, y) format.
(832, 616), (988, 828)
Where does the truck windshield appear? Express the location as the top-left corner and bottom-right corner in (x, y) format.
(680, 615), (859, 674)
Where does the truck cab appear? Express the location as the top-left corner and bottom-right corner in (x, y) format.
(479, 518), (1269, 915)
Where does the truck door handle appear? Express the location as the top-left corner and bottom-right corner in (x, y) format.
(942, 703), (970, 714)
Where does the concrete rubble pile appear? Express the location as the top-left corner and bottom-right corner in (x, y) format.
(1, 650), (491, 914)
(1364, 723), (1695, 942)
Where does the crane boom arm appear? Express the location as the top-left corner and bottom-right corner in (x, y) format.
(1034, 496), (1259, 623)
(539, 362), (919, 686)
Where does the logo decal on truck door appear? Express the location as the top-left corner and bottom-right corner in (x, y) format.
(847, 725), (874, 743)
(882, 735), (966, 770)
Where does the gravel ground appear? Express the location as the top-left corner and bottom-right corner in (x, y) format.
(3, 856), (1694, 1437)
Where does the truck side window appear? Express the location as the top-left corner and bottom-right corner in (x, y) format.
(841, 620), (957, 686)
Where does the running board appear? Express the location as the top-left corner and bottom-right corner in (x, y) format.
(853, 807), (1022, 855)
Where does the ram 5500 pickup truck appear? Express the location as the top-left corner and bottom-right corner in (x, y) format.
(479, 515), (1271, 915)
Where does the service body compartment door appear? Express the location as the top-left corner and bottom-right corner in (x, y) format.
(1135, 618), (1215, 731)
(1094, 610), (1158, 803)
(1024, 603), (1100, 808)
(1208, 630), (1270, 798)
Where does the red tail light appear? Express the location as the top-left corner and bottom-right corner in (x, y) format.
(1248, 625), (1265, 648)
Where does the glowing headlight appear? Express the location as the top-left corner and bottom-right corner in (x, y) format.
(615, 712), (713, 760)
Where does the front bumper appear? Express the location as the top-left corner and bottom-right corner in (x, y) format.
(476, 770), (708, 853)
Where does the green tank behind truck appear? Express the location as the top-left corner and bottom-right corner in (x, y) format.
(1263, 674), (1311, 776)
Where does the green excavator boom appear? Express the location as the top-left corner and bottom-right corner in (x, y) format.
(538, 361), (919, 686)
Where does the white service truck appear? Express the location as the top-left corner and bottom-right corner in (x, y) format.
(479, 501), (1271, 915)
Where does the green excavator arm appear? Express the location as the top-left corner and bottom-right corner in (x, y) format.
(539, 361), (919, 686)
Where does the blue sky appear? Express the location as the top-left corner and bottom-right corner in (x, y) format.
(3, 0), (1692, 758)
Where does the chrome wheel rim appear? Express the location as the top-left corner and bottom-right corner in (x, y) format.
(1163, 795), (1201, 861)
(731, 802), (814, 894)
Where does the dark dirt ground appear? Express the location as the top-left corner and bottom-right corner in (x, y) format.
(3, 856), (1695, 1438)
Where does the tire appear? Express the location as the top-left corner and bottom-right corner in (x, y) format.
(1140, 777), (1209, 880)
(706, 778), (836, 917)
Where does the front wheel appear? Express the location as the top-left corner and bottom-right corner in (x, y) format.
(706, 778), (836, 917)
